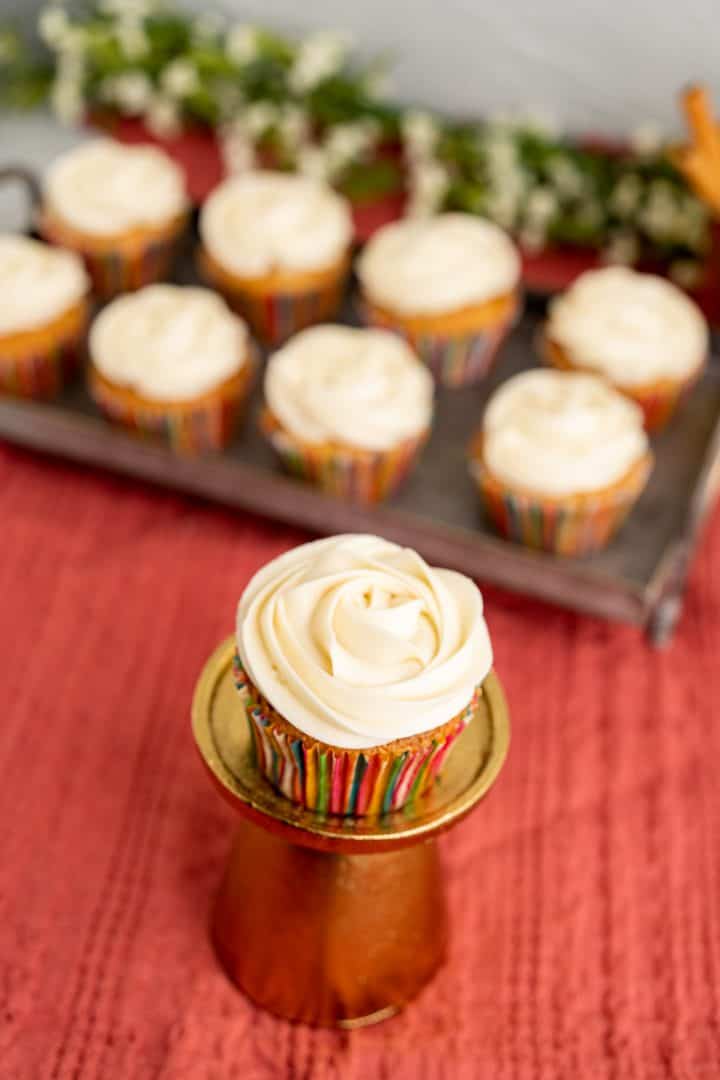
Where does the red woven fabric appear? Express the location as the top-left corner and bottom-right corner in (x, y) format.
(1, 441), (719, 1079)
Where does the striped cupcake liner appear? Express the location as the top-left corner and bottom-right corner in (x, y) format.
(41, 219), (185, 301)
(215, 277), (347, 347)
(89, 367), (252, 454)
(470, 453), (653, 556)
(0, 321), (86, 399)
(259, 409), (428, 503)
(233, 654), (477, 817)
(363, 300), (520, 388)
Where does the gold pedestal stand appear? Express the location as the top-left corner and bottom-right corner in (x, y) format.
(192, 638), (509, 1028)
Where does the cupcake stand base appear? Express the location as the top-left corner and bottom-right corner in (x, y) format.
(192, 638), (510, 1028)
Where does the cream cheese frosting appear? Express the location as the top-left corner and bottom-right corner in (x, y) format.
(0, 234), (88, 336)
(236, 534), (493, 749)
(44, 138), (187, 235)
(481, 369), (649, 496)
(547, 267), (708, 386)
(89, 284), (248, 401)
(357, 212), (521, 315)
(264, 325), (434, 451)
(199, 170), (353, 277)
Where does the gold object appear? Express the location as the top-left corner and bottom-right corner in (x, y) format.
(192, 636), (510, 1026)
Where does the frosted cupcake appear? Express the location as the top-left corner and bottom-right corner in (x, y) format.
(234, 534), (493, 815)
(39, 139), (188, 299)
(469, 369), (653, 555)
(541, 267), (708, 431)
(0, 233), (89, 398)
(260, 324), (433, 502)
(198, 171), (353, 345)
(357, 213), (521, 387)
(89, 284), (254, 453)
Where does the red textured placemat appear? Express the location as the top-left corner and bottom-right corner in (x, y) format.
(1, 441), (719, 1080)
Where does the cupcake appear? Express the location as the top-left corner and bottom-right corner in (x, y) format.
(541, 267), (709, 431)
(88, 284), (254, 453)
(234, 534), (493, 815)
(198, 171), (353, 345)
(38, 138), (188, 299)
(357, 213), (521, 387)
(259, 324), (433, 502)
(0, 233), (89, 398)
(469, 369), (653, 556)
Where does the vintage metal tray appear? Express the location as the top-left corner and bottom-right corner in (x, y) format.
(1, 208), (719, 644)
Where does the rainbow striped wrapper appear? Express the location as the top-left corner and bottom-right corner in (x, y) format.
(89, 366), (252, 454)
(260, 409), (428, 503)
(41, 218), (186, 301)
(210, 274), (347, 347)
(469, 452), (653, 556)
(363, 298), (520, 388)
(0, 320), (86, 399)
(233, 654), (477, 817)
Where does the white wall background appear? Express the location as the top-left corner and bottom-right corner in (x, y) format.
(2, 0), (720, 135)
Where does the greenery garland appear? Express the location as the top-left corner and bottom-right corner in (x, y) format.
(0, 1), (711, 283)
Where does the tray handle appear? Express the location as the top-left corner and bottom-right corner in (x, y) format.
(0, 165), (42, 228)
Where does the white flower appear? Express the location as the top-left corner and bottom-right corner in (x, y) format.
(297, 145), (331, 182)
(525, 186), (558, 226)
(669, 259), (703, 289)
(401, 110), (438, 160)
(100, 70), (153, 113)
(324, 120), (379, 173)
(482, 132), (517, 172)
(226, 24), (259, 65)
(160, 59), (199, 99)
(485, 189), (521, 230)
(50, 72), (84, 125)
(145, 94), (181, 138)
(630, 123), (664, 157)
(39, 7), (69, 48)
(602, 230), (639, 265)
(243, 101), (279, 139)
(220, 122), (255, 174)
(406, 160), (449, 217)
(288, 31), (349, 94)
(518, 225), (547, 253)
(547, 156), (585, 198)
(278, 104), (310, 150)
(522, 105), (560, 137)
(610, 174), (643, 218)
(115, 18), (149, 60)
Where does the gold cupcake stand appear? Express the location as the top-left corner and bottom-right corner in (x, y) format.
(192, 637), (510, 1028)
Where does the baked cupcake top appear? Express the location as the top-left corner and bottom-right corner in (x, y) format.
(44, 139), (187, 236)
(546, 267), (708, 386)
(236, 534), (492, 749)
(357, 212), (521, 315)
(0, 233), (88, 336)
(480, 369), (649, 497)
(264, 324), (434, 451)
(89, 284), (249, 401)
(199, 171), (353, 277)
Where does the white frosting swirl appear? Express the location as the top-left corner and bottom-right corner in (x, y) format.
(481, 369), (649, 496)
(357, 213), (521, 315)
(236, 534), (493, 749)
(0, 234), (88, 335)
(265, 325), (434, 451)
(89, 285), (248, 401)
(547, 267), (708, 385)
(199, 171), (353, 276)
(44, 138), (187, 235)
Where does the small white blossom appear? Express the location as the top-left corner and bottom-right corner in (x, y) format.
(50, 72), (84, 125)
(289, 32), (350, 94)
(547, 156), (585, 198)
(482, 132), (517, 171)
(525, 186), (558, 226)
(243, 101), (279, 139)
(669, 259), (703, 289)
(610, 174), (643, 218)
(115, 18), (149, 60)
(100, 70), (153, 112)
(518, 225), (547, 253)
(220, 122), (255, 174)
(401, 110), (438, 160)
(39, 7), (69, 48)
(522, 105), (560, 137)
(485, 188), (521, 230)
(226, 24), (259, 65)
(145, 94), (181, 138)
(602, 230), (639, 265)
(297, 145), (331, 182)
(406, 160), (449, 217)
(325, 120), (379, 174)
(160, 59), (199, 99)
(278, 104), (310, 150)
(630, 123), (664, 157)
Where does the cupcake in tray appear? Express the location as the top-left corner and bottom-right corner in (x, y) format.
(234, 533), (493, 816)
(356, 213), (521, 387)
(88, 284), (254, 453)
(0, 233), (89, 398)
(469, 369), (653, 556)
(38, 139), (188, 299)
(259, 324), (434, 503)
(540, 267), (708, 431)
(198, 171), (353, 345)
